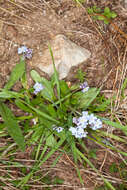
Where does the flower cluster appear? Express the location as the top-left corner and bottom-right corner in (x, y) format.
(18, 45), (33, 59)
(69, 111), (102, 138)
(33, 82), (44, 94)
(80, 81), (89, 93)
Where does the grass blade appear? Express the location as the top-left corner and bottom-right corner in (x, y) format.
(102, 119), (127, 135)
(0, 90), (23, 99)
(48, 45), (61, 100)
(76, 148), (116, 190)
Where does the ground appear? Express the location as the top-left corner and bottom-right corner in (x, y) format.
(0, 0), (127, 189)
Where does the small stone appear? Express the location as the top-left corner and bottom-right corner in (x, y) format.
(33, 35), (91, 79)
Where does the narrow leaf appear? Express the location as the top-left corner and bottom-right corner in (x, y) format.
(79, 88), (100, 109)
(30, 70), (42, 83)
(102, 119), (127, 134)
(0, 102), (25, 151)
(0, 90), (23, 99)
(20, 100), (59, 124)
(15, 99), (34, 113)
(4, 58), (25, 90)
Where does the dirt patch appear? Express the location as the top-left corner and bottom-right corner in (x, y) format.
(0, 0), (126, 90)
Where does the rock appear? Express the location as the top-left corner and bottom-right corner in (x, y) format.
(122, 0), (127, 8)
(33, 35), (91, 79)
(125, 0), (127, 8)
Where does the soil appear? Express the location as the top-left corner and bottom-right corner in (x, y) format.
(0, 0), (127, 189)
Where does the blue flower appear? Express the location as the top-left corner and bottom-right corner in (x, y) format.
(69, 126), (88, 138)
(33, 82), (44, 94)
(18, 46), (27, 54)
(73, 117), (79, 125)
(88, 113), (102, 130)
(77, 116), (88, 129)
(24, 48), (33, 59)
(82, 86), (89, 93)
(90, 118), (102, 130)
(88, 114), (97, 125)
(53, 125), (64, 133)
(80, 81), (89, 93)
(18, 46), (33, 59)
(69, 127), (77, 135)
(73, 111), (89, 129)
(56, 127), (64, 133)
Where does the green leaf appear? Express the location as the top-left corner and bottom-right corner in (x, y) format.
(104, 7), (110, 14)
(97, 16), (105, 21)
(87, 8), (94, 14)
(109, 163), (118, 173)
(74, 0), (85, 5)
(89, 149), (97, 159)
(42, 175), (51, 185)
(104, 19), (109, 24)
(15, 99), (34, 114)
(21, 72), (27, 89)
(46, 133), (56, 147)
(79, 88), (100, 109)
(93, 98), (111, 112)
(99, 131), (126, 143)
(70, 96), (78, 105)
(75, 69), (86, 82)
(53, 177), (64, 185)
(57, 106), (66, 119)
(121, 78), (127, 96)
(93, 6), (101, 13)
(4, 58), (25, 90)
(21, 100), (59, 124)
(47, 104), (57, 118)
(30, 126), (44, 143)
(38, 136), (65, 167)
(0, 90), (23, 99)
(59, 80), (70, 96)
(40, 77), (54, 101)
(111, 12), (117, 18)
(30, 70), (42, 83)
(0, 102), (25, 151)
(67, 114), (73, 127)
(102, 119), (127, 135)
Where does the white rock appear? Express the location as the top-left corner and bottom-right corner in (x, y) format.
(125, 0), (127, 8)
(34, 35), (91, 79)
